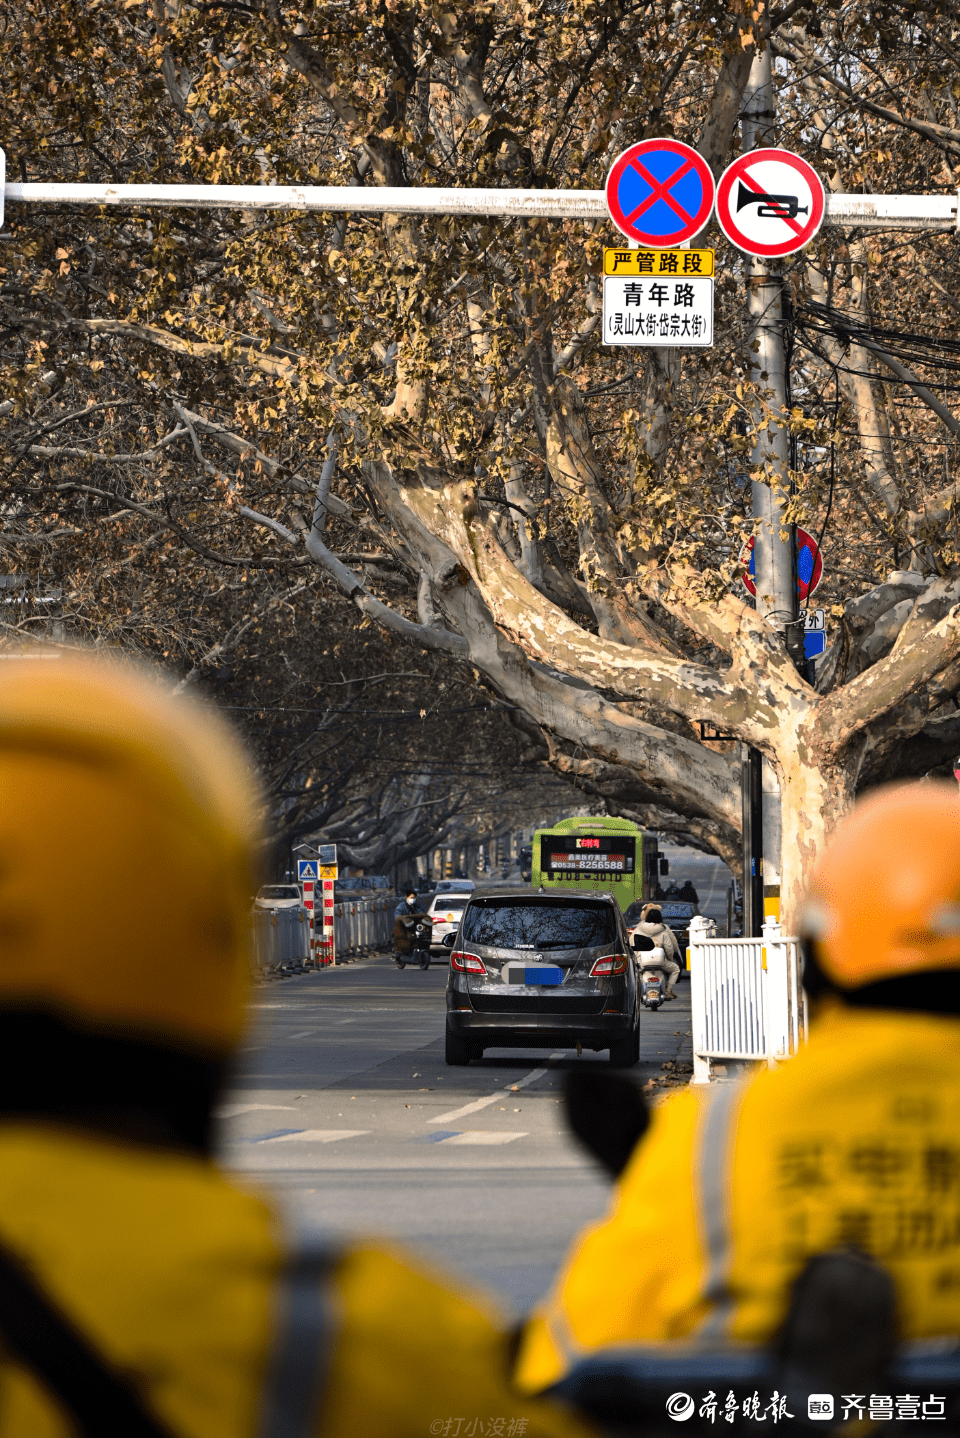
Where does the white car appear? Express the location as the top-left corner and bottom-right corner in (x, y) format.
(254, 884), (302, 910)
(427, 892), (470, 954)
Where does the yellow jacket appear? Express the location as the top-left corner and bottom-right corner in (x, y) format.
(0, 1122), (593, 1438)
(515, 1006), (960, 1393)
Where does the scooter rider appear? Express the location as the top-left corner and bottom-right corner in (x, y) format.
(632, 904), (681, 1000)
(393, 889), (429, 961)
(514, 783), (960, 1394)
(0, 653), (593, 1438)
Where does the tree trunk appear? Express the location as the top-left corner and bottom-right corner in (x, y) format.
(777, 741), (861, 929)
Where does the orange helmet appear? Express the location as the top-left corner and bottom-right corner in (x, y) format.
(801, 782), (960, 988)
(0, 652), (261, 1053)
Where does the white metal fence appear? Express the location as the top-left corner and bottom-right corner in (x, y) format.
(689, 916), (806, 1083)
(332, 896), (395, 960)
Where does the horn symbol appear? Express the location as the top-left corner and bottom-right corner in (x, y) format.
(736, 181), (808, 220)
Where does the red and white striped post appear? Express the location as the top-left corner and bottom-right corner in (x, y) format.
(319, 879), (336, 966)
(301, 877), (315, 964)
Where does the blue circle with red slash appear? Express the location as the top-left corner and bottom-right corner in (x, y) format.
(740, 528), (823, 601)
(605, 139), (716, 247)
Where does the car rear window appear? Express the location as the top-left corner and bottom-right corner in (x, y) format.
(461, 898), (616, 950)
(660, 903), (695, 919)
(623, 902), (645, 925)
(259, 887), (299, 900)
(433, 899), (466, 914)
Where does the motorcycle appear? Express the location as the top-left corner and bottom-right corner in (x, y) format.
(633, 933), (667, 1010)
(394, 913), (433, 971)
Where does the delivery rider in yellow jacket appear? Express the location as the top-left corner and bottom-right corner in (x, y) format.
(0, 652), (593, 1438)
(515, 782), (960, 1393)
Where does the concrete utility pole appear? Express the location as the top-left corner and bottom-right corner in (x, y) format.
(742, 45), (796, 636)
(740, 43), (795, 934)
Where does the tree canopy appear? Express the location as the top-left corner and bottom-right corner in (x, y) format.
(4, 0), (960, 912)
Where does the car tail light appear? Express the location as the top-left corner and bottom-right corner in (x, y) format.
(590, 954), (628, 977)
(451, 951), (486, 975)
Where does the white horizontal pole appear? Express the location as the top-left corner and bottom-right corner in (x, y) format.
(3, 183), (606, 221)
(3, 182), (958, 230)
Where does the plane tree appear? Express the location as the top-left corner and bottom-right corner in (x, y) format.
(5, 0), (960, 918)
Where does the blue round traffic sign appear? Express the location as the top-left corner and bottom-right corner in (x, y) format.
(739, 528), (823, 601)
(605, 139), (715, 247)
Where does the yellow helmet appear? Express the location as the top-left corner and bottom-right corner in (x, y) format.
(801, 782), (960, 989)
(0, 652), (261, 1053)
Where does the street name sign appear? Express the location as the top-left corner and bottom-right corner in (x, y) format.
(605, 139), (715, 247)
(603, 248), (714, 346)
(716, 148), (825, 257)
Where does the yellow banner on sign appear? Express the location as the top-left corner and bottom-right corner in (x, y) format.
(603, 247), (715, 277)
(319, 864), (338, 879)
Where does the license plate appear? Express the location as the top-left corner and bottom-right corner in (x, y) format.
(525, 967), (563, 985)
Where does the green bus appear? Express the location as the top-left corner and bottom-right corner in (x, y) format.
(531, 816), (659, 911)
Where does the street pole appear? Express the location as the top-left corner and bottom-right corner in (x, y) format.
(740, 43), (796, 934)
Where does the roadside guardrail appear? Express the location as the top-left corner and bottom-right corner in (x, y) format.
(689, 916), (805, 1083)
(331, 895), (394, 961)
(251, 895), (397, 976)
(250, 905), (311, 976)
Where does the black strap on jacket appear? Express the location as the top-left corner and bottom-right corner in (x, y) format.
(0, 1239), (176, 1437)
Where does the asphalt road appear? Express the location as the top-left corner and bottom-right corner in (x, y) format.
(657, 842), (735, 932)
(219, 953), (693, 1317)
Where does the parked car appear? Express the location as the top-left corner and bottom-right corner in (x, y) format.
(444, 889), (640, 1067)
(623, 899), (698, 976)
(254, 884), (302, 909)
(427, 892), (470, 956)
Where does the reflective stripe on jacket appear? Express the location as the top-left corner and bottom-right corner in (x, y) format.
(0, 1125), (593, 1437)
(515, 1006), (960, 1394)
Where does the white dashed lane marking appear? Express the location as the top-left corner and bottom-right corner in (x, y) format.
(215, 1104), (297, 1118)
(442, 1132), (527, 1146)
(256, 1129), (369, 1144)
(428, 1054), (564, 1125)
